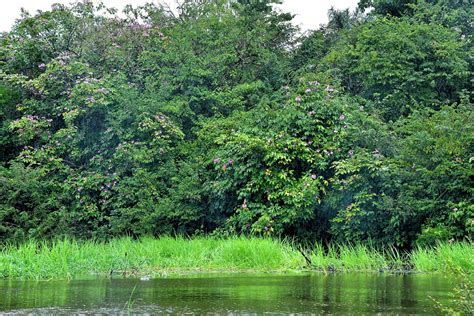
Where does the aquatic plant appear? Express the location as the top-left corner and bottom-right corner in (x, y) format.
(0, 238), (472, 280)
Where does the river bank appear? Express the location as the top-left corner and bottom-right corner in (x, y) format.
(0, 237), (472, 280)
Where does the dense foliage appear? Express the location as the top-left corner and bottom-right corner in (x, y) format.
(0, 0), (472, 247)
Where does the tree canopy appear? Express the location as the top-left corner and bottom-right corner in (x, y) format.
(0, 0), (472, 247)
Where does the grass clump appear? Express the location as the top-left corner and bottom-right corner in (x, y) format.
(410, 242), (474, 273)
(310, 243), (400, 272)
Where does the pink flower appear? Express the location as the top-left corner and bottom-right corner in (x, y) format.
(213, 158), (221, 164)
(339, 114), (346, 121)
(305, 88), (312, 94)
(311, 174), (317, 180)
(295, 96), (302, 103)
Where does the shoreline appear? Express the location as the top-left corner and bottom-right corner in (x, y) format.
(0, 237), (472, 280)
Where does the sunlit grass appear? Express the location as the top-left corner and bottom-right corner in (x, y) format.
(0, 237), (472, 279)
(410, 242), (474, 273)
(0, 236), (304, 279)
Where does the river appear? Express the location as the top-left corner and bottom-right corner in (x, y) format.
(0, 273), (459, 314)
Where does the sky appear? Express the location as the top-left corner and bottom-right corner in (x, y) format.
(0, 0), (359, 33)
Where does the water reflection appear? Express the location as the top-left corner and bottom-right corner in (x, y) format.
(0, 273), (457, 314)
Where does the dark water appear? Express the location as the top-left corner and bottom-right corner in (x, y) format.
(0, 273), (459, 315)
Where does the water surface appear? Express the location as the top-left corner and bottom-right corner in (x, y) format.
(0, 273), (458, 314)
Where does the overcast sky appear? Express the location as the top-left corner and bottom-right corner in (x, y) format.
(0, 0), (359, 33)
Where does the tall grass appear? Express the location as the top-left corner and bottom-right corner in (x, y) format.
(310, 243), (404, 272)
(0, 237), (472, 280)
(0, 236), (304, 280)
(411, 242), (474, 273)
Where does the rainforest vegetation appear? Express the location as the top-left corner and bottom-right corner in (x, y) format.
(0, 0), (472, 249)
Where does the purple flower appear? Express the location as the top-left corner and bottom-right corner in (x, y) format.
(343, 124), (348, 129)
(305, 88), (312, 94)
(348, 150), (354, 157)
(308, 81), (320, 86)
(325, 86), (335, 93)
(228, 159), (235, 164)
(38, 63), (46, 70)
(223, 163), (228, 170)
(295, 96), (302, 103)
(452, 208), (459, 212)
(339, 114), (346, 121)
(264, 226), (269, 231)
(213, 158), (221, 164)
(308, 111), (316, 116)
(311, 174), (317, 180)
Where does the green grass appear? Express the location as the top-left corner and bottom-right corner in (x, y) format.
(310, 243), (404, 272)
(0, 237), (472, 280)
(0, 236), (304, 280)
(411, 242), (474, 273)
